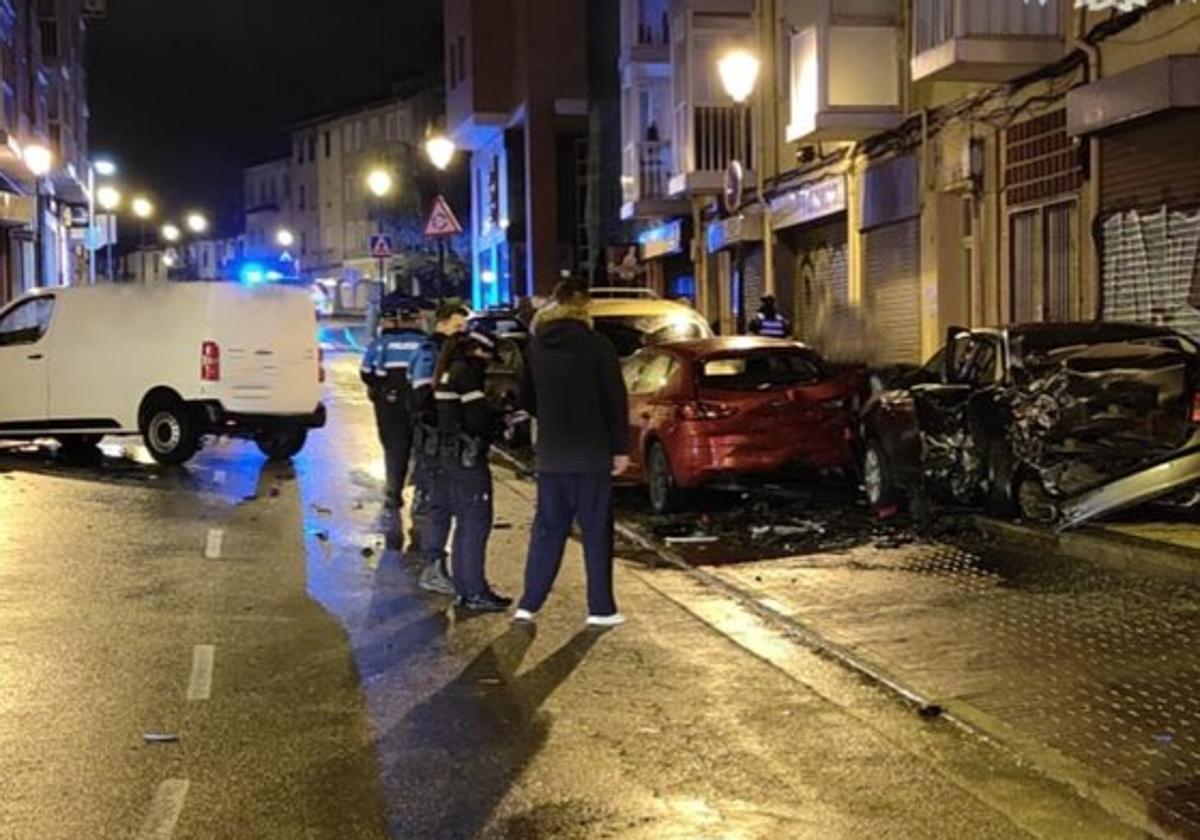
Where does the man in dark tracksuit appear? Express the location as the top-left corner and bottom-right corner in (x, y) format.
(516, 280), (630, 626)
(411, 304), (469, 595)
(360, 302), (427, 509)
(435, 330), (513, 612)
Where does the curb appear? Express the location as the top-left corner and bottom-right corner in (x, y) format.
(972, 516), (1200, 586)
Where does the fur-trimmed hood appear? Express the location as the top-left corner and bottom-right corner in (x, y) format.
(531, 301), (593, 335)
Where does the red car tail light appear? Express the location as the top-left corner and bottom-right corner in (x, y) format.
(679, 401), (736, 421)
(201, 341), (220, 382)
(318, 347), (326, 383)
(1192, 392), (1200, 424)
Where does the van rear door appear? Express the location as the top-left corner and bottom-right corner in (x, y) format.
(208, 285), (320, 415)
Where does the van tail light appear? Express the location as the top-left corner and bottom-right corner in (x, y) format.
(318, 347), (326, 383)
(679, 401), (736, 421)
(1192, 392), (1200, 424)
(201, 341), (220, 382)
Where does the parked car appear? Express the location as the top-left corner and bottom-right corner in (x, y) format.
(859, 322), (1200, 527)
(590, 297), (712, 358)
(618, 337), (857, 513)
(0, 283), (326, 465)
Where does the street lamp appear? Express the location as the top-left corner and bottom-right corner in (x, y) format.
(717, 49), (762, 334)
(132, 196), (154, 251)
(425, 135), (456, 172)
(161, 223), (181, 243)
(97, 185), (122, 282)
(86, 159), (117, 284)
(93, 160), (117, 178)
(23, 144), (53, 289)
(275, 228), (294, 248)
(365, 168), (394, 292)
(186, 212), (209, 235)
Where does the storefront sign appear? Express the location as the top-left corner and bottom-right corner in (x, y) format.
(706, 213), (763, 254)
(638, 220), (684, 260)
(769, 176), (846, 232)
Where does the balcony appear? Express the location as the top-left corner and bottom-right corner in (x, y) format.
(668, 8), (756, 197)
(912, 0), (1065, 83)
(785, 1), (902, 143)
(621, 0), (671, 66)
(621, 140), (688, 219)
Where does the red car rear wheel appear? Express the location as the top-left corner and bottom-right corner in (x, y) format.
(647, 441), (685, 514)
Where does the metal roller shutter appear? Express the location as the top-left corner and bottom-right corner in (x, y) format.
(742, 244), (765, 320)
(865, 218), (922, 364)
(1101, 112), (1200, 213)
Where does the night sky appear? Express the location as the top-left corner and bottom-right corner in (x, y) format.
(86, 0), (443, 234)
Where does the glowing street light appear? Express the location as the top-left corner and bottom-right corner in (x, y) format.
(186, 212), (209, 235)
(23, 143), (53, 176)
(132, 196), (155, 220)
(161, 223), (181, 243)
(717, 49), (761, 104)
(162, 251), (177, 268)
(97, 185), (122, 212)
(276, 228), (295, 248)
(425, 135), (456, 172)
(93, 159), (117, 177)
(365, 168), (394, 198)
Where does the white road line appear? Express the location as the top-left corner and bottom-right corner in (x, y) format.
(204, 528), (224, 559)
(187, 645), (215, 701)
(137, 779), (189, 840)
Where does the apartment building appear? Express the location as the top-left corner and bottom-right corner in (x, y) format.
(619, 0), (1200, 363)
(286, 95), (429, 297)
(443, 0), (590, 308)
(0, 0), (93, 305)
(243, 156), (290, 263)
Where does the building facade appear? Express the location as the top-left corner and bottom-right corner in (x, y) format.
(243, 157), (290, 264)
(443, 0), (591, 308)
(616, 0), (1200, 363)
(0, 0), (93, 306)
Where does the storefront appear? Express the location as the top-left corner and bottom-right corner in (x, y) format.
(770, 175), (848, 353)
(861, 154), (922, 365)
(637, 218), (694, 302)
(705, 211), (763, 335)
(1069, 56), (1200, 343)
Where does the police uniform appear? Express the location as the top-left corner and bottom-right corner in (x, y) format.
(360, 313), (427, 506)
(749, 298), (791, 339)
(410, 331), (455, 593)
(434, 331), (510, 609)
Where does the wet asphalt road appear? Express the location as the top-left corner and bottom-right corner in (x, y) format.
(0, 353), (1155, 839)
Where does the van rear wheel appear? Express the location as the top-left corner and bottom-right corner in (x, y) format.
(141, 398), (198, 465)
(256, 428), (307, 462)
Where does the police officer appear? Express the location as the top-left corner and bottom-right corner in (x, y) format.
(749, 295), (791, 338)
(411, 303), (469, 594)
(433, 329), (512, 612)
(360, 298), (427, 510)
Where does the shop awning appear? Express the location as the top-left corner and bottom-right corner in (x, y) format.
(705, 212), (763, 254)
(1067, 55), (1200, 137)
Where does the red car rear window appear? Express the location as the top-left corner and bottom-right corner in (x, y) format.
(699, 352), (824, 391)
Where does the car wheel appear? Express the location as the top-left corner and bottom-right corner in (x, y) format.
(141, 398), (198, 465)
(985, 441), (1019, 519)
(256, 428), (308, 462)
(862, 439), (900, 507)
(646, 441), (685, 515)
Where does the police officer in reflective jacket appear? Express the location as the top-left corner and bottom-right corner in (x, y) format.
(433, 329), (512, 612)
(360, 299), (428, 509)
(748, 295), (791, 339)
(410, 303), (468, 594)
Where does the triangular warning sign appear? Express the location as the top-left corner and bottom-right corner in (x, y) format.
(424, 195), (463, 238)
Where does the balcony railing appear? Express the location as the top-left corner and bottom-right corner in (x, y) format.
(623, 140), (671, 203)
(687, 105), (753, 175)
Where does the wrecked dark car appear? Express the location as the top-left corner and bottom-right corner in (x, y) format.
(859, 322), (1200, 528)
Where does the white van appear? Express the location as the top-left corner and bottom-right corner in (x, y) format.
(0, 282), (326, 465)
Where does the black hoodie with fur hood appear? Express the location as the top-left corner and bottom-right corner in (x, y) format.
(521, 302), (630, 473)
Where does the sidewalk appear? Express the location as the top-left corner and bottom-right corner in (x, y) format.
(662, 516), (1200, 838)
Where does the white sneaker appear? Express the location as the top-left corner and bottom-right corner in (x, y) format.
(512, 608), (537, 623)
(586, 613), (626, 627)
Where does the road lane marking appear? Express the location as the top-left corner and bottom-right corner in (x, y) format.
(187, 645), (215, 701)
(137, 779), (189, 840)
(204, 529), (224, 559)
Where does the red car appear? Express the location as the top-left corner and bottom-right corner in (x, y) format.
(619, 337), (858, 512)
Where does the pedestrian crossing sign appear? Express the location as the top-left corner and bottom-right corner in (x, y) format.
(423, 195), (463, 238)
(369, 235), (393, 258)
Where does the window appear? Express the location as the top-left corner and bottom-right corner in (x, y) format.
(1010, 201), (1076, 323)
(457, 35), (466, 81)
(355, 121), (364, 151)
(699, 352), (823, 391)
(385, 114), (396, 141)
(369, 116), (381, 142)
(628, 352), (678, 395)
(448, 42), (458, 87)
(307, 135), (316, 161)
(300, 231), (307, 254)
(324, 131), (331, 158)
(298, 184), (306, 210)
(39, 20), (57, 60)
(0, 296), (54, 346)
(343, 123), (354, 150)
